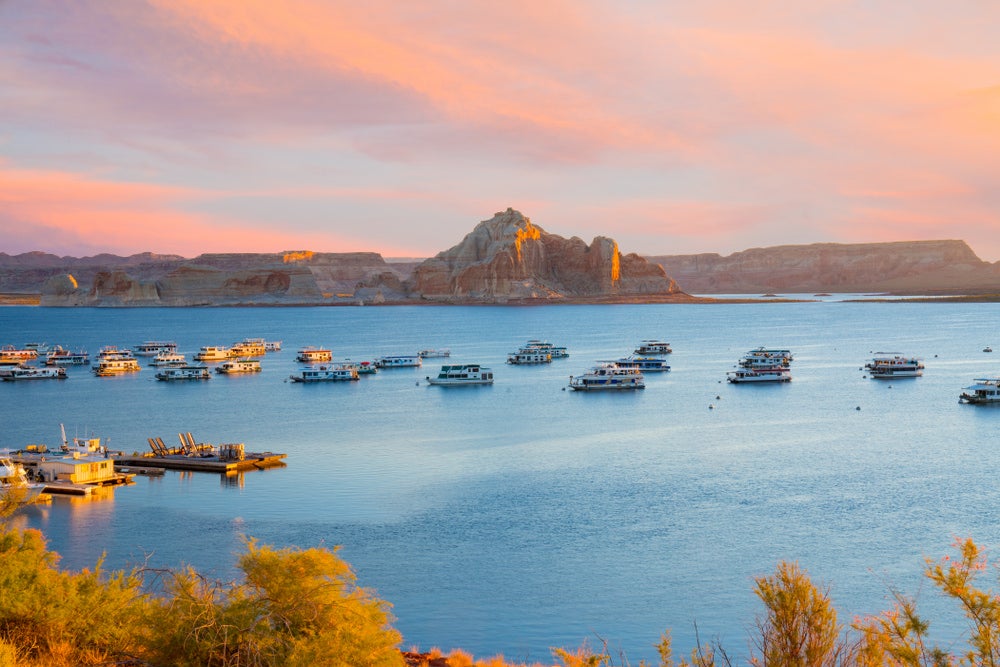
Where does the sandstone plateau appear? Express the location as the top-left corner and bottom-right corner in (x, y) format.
(6, 209), (686, 306)
(647, 240), (1000, 294)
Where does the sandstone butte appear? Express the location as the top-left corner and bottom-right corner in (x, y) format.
(12, 209), (691, 306)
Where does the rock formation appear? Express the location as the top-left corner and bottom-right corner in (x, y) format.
(410, 208), (681, 301)
(647, 240), (1000, 294)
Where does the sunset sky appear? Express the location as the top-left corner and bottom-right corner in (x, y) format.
(2, 1), (1000, 260)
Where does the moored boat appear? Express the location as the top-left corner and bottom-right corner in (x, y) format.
(216, 358), (262, 374)
(634, 340), (672, 355)
(417, 348), (451, 358)
(0, 345), (39, 365)
(568, 363), (645, 390)
(1, 366), (67, 381)
(959, 378), (1000, 404)
(44, 346), (90, 366)
(610, 355), (671, 372)
(133, 341), (178, 356)
(375, 355), (422, 368)
(194, 346), (232, 362)
(92, 355), (141, 376)
(524, 340), (569, 358)
(155, 365), (211, 381)
(229, 339), (267, 357)
(864, 353), (924, 379)
(296, 347), (333, 363)
(288, 365), (359, 382)
(740, 347), (793, 366)
(264, 340), (282, 352)
(426, 364), (494, 386)
(149, 352), (187, 367)
(727, 367), (791, 383)
(0, 457), (45, 503)
(23, 342), (49, 355)
(507, 348), (552, 365)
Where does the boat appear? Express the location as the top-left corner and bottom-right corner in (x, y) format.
(133, 341), (178, 356)
(295, 347), (333, 363)
(0, 456), (45, 503)
(92, 356), (141, 376)
(229, 339), (267, 357)
(506, 348), (552, 365)
(149, 351), (187, 367)
(1, 366), (67, 381)
(23, 342), (49, 355)
(44, 346), (89, 366)
(740, 347), (793, 366)
(264, 340), (282, 352)
(0, 345), (39, 365)
(288, 365), (359, 382)
(355, 361), (378, 375)
(524, 340), (569, 358)
(634, 340), (672, 355)
(568, 363), (645, 390)
(864, 353), (924, 379)
(194, 346), (232, 362)
(155, 365), (211, 381)
(96, 345), (136, 361)
(985, 347), (993, 353)
(216, 358), (262, 374)
(960, 378), (1000, 404)
(727, 367), (792, 383)
(610, 355), (671, 372)
(426, 364), (494, 386)
(375, 355), (422, 368)
(417, 348), (451, 358)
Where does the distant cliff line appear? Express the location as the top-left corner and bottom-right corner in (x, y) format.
(3, 234), (999, 304)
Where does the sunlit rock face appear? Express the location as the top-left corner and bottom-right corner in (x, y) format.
(410, 208), (680, 301)
(648, 240), (1000, 294)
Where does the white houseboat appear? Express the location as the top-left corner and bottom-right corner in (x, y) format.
(216, 358), (262, 374)
(375, 355), (422, 368)
(741, 347), (793, 366)
(426, 364), (494, 386)
(133, 341), (178, 356)
(264, 340), (282, 352)
(155, 365), (211, 381)
(568, 363), (645, 391)
(417, 348), (451, 358)
(289, 365), (359, 382)
(611, 355), (671, 372)
(864, 353), (924, 379)
(194, 346), (232, 362)
(296, 347), (333, 363)
(727, 367), (792, 383)
(150, 351), (187, 366)
(2, 366), (67, 381)
(44, 346), (89, 366)
(960, 378), (1000, 404)
(525, 340), (569, 358)
(507, 348), (552, 365)
(0, 457), (45, 503)
(634, 340), (672, 355)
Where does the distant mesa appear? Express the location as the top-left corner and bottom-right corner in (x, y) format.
(13, 208), (686, 306)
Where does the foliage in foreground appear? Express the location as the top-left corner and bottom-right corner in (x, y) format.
(3, 498), (1000, 667)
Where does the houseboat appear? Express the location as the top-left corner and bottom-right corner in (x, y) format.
(264, 340), (282, 352)
(740, 348), (793, 366)
(95, 346), (136, 361)
(216, 358), (262, 374)
(507, 348), (552, 365)
(229, 339), (267, 357)
(959, 378), (1000, 404)
(426, 364), (494, 386)
(288, 365), (359, 382)
(524, 340), (569, 358)
(295, 347), (333, 363)
(375, 355), (422, 368)
(417, 348), (451, 358)
(2, 366), (67, 381)
(149, 351), (187, 366)
(155, 365), (211, 381)
(610, 355), (671, 372)
(23, 342), (50, 355)
(864, 353), (924, 379)
(0, 457), (45, 503)
(194, 346), (232, 362)
(634, 340), (672, 355)
(133, 341), (178, 356)
(92, 356), (141, 376)
(0, 345), (39, 364)
(727, 367), (792, 383)
(44, 346), (90, 366)
(569, 363), (645, 391)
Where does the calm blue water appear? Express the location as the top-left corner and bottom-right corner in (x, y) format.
(3, 303), (1000, 662)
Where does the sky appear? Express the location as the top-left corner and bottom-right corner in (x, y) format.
(2, 1), (1000, 261)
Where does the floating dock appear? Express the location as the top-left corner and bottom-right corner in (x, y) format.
(115, 433), (287, 474)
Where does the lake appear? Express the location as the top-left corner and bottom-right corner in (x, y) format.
(3, 302), (1000, 663)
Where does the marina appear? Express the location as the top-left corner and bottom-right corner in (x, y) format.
(5, 302), (1000, 663)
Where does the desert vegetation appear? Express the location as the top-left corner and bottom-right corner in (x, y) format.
(2, 493), (999, 666)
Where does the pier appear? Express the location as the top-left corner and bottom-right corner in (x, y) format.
(115, 433), (287, 474)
